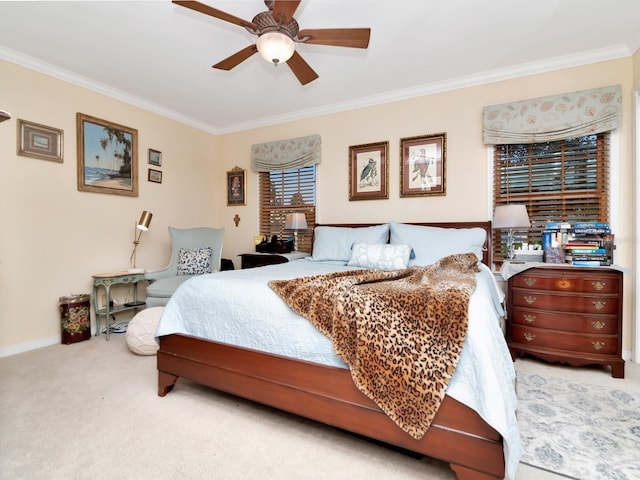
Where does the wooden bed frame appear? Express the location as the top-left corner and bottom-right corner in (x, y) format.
(157, 221), (506, 480)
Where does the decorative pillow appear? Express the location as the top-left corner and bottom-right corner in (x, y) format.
(389, 222), (486, 266)
(177, 247), (213, 275)
(347, 242), (412, 270)
(310, 224), (389, 262)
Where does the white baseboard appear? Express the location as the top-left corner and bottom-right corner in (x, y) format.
(0, 335), (60, 358)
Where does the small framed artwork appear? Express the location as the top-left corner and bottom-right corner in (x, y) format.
(76, 113), (138, 197)
(17, 119), (64, 163)
(227, 166), (246, 206)
(348, 141), (389, 201)
(148, 168), (162, 183)
(148, 148), (162, 166)
(400, 132), (446, 197)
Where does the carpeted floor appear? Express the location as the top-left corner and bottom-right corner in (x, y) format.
(0, 333), (637, 479)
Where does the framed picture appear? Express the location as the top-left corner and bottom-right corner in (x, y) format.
(76, 113), (138, 197)
(148, 168), (162, 183)
(227, 166), (246, 206)
(400, 132), (446, 197)
(148, 148), (162, 166)
(348, 141), (389, 201)
(17, 119), (63, 163)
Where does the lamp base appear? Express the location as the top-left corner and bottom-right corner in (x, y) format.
(127, 268), (144, 274)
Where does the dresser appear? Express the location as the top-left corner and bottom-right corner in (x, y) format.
(507, 266), (624, 378)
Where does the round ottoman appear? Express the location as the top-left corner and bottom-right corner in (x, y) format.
(126, 306), (164, 355)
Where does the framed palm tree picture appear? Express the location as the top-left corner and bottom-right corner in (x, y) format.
(76, 113), (138, 197)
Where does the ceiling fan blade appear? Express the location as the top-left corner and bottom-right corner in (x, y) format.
(173, 0), (256, 30)
(213, 45), (258, 70)
(271, 0), (301, 24)
(297, 28), (371, 48)
(286, 51), (319, 85)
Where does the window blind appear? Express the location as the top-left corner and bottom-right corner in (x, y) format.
(259, 165), (316, 252)
(492, 133), (610, 261)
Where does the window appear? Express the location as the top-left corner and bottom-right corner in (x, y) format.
(259, 165), (316, 252)
(492, 133), (610, 261)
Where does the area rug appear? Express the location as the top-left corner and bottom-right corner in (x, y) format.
(516, 372), (640, 480)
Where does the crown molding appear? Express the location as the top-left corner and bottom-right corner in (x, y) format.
(1, 44), (632, 135)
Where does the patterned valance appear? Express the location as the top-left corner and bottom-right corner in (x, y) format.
(251, 134), (321, 172)
(482, 85), (622, 145)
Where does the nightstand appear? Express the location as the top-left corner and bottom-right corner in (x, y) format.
(240, 251), (310, 269)
(507, 265), (624, 378)
(92, 272), (146, 340)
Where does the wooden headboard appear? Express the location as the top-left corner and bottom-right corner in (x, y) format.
(311, 221), (492, 267)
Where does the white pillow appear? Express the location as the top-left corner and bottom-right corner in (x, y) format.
(177, 247), (212, 275)
(389, 222), (486, 266)
(311, 224), (389, 262)
(347, 242), (411, 270)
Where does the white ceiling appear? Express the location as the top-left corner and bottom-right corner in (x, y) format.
(1, 1), (639, 134)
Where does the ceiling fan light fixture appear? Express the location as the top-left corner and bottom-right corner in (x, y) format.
(256, 31), (295, 66)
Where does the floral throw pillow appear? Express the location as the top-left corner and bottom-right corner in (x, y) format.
(177, 247), (213, 275)
(347, 242), (412, 270)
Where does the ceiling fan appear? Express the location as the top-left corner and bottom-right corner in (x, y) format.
(173, 0), (371, 85)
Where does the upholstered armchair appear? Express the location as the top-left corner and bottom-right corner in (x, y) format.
(145, 226), (225, 307)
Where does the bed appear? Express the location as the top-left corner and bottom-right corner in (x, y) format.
(156, 221), (521, 480)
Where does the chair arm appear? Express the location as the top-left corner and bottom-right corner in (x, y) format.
(144, 266), (174, 283)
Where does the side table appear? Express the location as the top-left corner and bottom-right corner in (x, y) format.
(92, 272), (146, 340)
(240, 251), (310, 269)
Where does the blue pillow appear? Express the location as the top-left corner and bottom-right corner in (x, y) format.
(311, 224), (389, 262)
(389, 222), (485, 266)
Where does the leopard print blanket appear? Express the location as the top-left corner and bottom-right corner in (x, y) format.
(268, 252), (479, 439)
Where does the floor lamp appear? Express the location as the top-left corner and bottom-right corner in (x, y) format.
(493, 205), (530, 261)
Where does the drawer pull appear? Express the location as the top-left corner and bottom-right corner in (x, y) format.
(523, 277), (536, 287)
(591, 281), (606, 291)
(591, 341), (605, 351)
(557, 280), (571, 289)
(523, 314), (536, 323)
(524, 295), (536, 305)
(591, 320), (605, 330)
(592, 301), (606, 311)
(523, 333), (536, 342)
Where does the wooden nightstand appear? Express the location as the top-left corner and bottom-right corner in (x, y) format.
(507, 265), (624, 378)
(239, 252), (310, 269)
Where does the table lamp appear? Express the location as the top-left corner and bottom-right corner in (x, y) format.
(129, 210), (153, 273)
(493, 205), (530, 261)
(284, 213), (307, 251)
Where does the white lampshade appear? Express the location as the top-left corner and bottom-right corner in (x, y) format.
(257, 31), (295, 65)
(285, 213), (307, 230)
(493, 205), (530, 229)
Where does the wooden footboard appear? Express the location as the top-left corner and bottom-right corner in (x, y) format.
(158, 334), (505, 480)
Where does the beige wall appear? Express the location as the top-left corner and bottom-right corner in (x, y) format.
(1, 55), (637, 357)
(0, 59), (220, 352)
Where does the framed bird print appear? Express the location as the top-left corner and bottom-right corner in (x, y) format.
(348, 141), (389, 201)
(400, 132), (446, 197)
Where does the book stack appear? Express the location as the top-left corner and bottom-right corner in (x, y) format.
(542, 222), (571, 264)
(564, 223), (614, 266)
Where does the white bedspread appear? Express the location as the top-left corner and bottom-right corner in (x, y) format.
(157, 259), (521, 479)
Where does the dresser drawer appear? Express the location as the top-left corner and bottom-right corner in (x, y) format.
(510, 307), (618, 334)
(510, 289), (619, 315)
(510, 325), (618, 355)
(510, 272), (619, 294)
